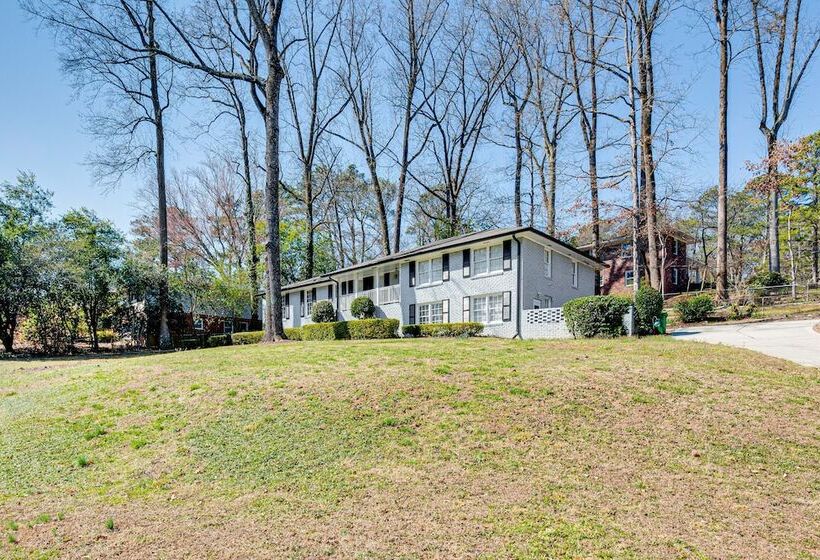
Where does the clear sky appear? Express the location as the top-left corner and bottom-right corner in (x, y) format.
(1, 2), (819, 233)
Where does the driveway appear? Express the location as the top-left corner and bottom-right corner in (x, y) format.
(671, 319), (820, 368)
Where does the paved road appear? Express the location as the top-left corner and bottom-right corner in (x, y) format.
(671, 319), (820, 368)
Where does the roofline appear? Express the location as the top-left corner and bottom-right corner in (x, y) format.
(279, 226), (605, 291)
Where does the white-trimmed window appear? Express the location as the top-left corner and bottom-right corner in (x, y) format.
(417, 257), (442, 286)
(193, 317), (204, 331)
(673, 239), (682, 256)
(672, 268), (680, 285)
(621, 243), (632, 257)
(471, 293), (503, 324)
(533, 298), (541, 310)
(544, 296), (553, 308)
(223, 319), (233, 334)
(418, 301), (444, 324)
(473, 244), (503, 276)
(544, 248), (552, 279)
(571, 262), (579, 288)
(306, 291), (314, 314)
(625, 269), (634, 286)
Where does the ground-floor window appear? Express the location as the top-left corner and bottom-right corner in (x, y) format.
(625, 269), (634, 286)
(223, 319), (233, 334)
(472, 293), (503, 324)
(418, 301), (444, 324)
(671, 268), (680, 285)
(193, 317), (204, 331)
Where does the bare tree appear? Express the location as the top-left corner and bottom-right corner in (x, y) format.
(381, 0), (448, 252)
(25, 0), (176, 348)
(750, 0), (820, 273)
(334, 0), (393, 254)
(283, 0), (348, 277)
(149, 0), (294, 341)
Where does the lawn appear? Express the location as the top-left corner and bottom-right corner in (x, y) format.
(0, 338), (818, 559)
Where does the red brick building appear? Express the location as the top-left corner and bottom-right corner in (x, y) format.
(579, 231), (694, 296)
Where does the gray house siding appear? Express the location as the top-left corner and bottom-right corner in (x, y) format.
(277, 228), (601, 337)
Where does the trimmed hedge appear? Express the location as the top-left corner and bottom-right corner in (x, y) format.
(311, 300), (336, 323)
(179, 337), (202, 350)
(232, 331), (264, 345)
(634, 286), (663, 335)
(284, 327), (303, 341)
(350, 296), (375, 319)
(302, 321), (350, 340)
(348, 318), (399, 339)
(748, 271), (786, 287)
(205, 334), (232, 347)
(420, 322), (484, 337)
(563, 295), (631, 338)
(675, 295), (714, 323)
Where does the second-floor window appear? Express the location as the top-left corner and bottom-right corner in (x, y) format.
(417, 257), (443, 286)
(473, 244), (503, 276)
(673, 239), (682, 256)
(621, 243), (632, 257)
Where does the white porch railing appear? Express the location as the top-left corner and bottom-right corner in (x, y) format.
(339, 286), (399, 310)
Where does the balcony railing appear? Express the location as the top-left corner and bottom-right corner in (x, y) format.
(339, 286), (399, 310)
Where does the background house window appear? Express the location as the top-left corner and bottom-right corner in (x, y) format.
(673, 239), (681, 256)
(223, 319), (233, 334)
(571, 262), (579, 288)
(544, 249), (552, 278)
(621, 243), (632, 257)
(193, 318), (204, 331)
(472, 294), (502, 324)
(473, 245), (502, 276)
(625, 269), (634, 286)
(672, 268), (680, 285)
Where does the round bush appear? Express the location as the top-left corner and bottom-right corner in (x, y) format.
(674, 295), (715, 323)
(634, 286), (663, 335)
(563, 295), (631, 338)
(311, 300), (336, 323)
(350, 296), (375, 319)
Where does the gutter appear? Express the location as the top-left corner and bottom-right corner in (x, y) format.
(512, 233), (522, 339)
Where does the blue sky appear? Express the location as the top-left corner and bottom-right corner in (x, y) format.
(1, 2), (819, 233)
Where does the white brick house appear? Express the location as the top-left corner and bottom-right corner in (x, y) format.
(273, 226), (604, 338)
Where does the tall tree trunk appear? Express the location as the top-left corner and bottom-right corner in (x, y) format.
(148, 0), (172, 349)
(715, 0), (729, 301)
(638, 12), (660, 289)
(393, 73), (415, 253)
(304, 168), (315, 278)
(547, 146), (557, 234)
(513, 106), (523, 226)
(812, 190), (819, 283)
(624, 9), (641, 294)
(262, 65), (285, 342)
(238, 103), (259, 321)
(766, 134), (780, 272)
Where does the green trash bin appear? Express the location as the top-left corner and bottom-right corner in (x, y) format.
(654, 312), (668, 334)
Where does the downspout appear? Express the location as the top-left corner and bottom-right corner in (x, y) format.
(512, 233), (522, 339)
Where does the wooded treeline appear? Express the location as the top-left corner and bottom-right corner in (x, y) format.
(4, 0), (818, 347)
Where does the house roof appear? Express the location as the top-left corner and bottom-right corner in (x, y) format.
(280, 226), (605, 291)
(576, 228), (695, 252)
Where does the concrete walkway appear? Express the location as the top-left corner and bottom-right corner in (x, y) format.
(671, 319), (820, 368)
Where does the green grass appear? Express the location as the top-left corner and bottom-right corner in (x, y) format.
(0, 337), (818, 558)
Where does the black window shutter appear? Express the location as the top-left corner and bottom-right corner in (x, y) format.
(442, 254), (450, 281)
(300, 290), (305, 317)
(408, 304), (416, 325)
(502, 291), (512, 321)
(409, 261), (416, 287)
(462, 249), (471, 277)
(383, 272), (390, 287)
(311, 287), (317, 301)
(503, 240), (512, 270)
(341, 282), (347, 295)
(462, 296), (471, 322)
(442, 299), (450, 323)
(328, 284), (333, 300)
(285, 293), (290, 319)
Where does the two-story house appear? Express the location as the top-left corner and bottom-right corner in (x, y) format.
(582, 230), (694, 295)
(275, 226), (604, 338)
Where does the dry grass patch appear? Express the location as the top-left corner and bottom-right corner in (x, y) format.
(0, 337), (818, 559)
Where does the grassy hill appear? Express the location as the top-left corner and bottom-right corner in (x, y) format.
(0, 338), (818, 559)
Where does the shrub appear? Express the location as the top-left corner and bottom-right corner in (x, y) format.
(179, 337), (203, 350)
(634, 286), (663, 335)
(350, 296), (375, 319)
(284, 327), (302, 341)
(563, 295), (631, 338)
(96, 329), (118, 343)
(418, 322), (484, 337)
(748, 271), (786, 287)
(311, 300), (336, 323)
(348, 319), (399, 339)
(302, 321), (350, 340)
(728, 303), (756, 321)
(402, 325), (421, 337)
(675, 295), (715, 323)
(205, 334), (232, 347)
(232, 331), (263, 345)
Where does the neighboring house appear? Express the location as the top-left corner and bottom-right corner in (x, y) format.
(271, 226), (604, 338)
(175, 299), (262, 336)
(581, 230), (694, 296)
